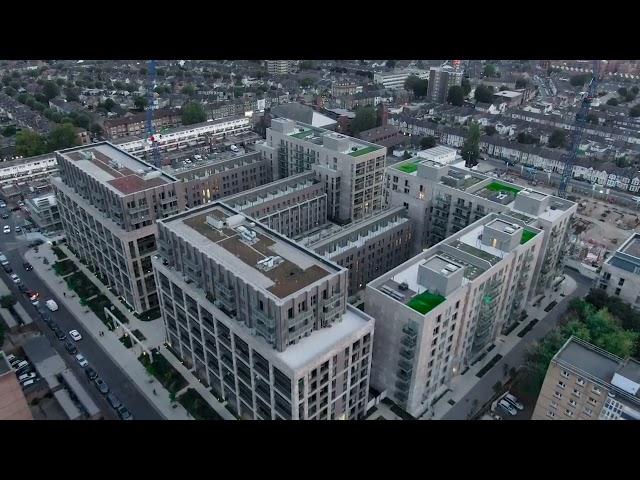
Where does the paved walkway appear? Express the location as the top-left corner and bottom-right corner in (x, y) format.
(428, 274), (579, 420)
(43, 244), (236, 421)
(26, 246), (191, 420)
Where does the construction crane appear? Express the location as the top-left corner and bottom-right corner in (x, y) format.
(145, 59), (162, 168)
(557, 60), (600, 198)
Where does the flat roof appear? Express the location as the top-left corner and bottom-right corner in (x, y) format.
(162, 203), (340, 300)
(59, 143), (177, 195)
(556, 338), (620, 384)
(486, 218), (522, 234)
(283, 120), (383, 155)
(621, 234), (640, 258)
(275, 306), (372, 370)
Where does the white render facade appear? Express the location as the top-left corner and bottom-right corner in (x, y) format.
(153, 202), (374, 420)
(365, 213), (544, 417)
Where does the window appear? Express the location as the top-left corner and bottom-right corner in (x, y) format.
(592, 387), (601, 396)
(565, 409), (574, 417)
(583, 407), (593, 417)
(572, 388), (581, 398)
(554, 391), (563, 399)
(560, 370), (570, 378)
(557, 380), (566, 389)
(576, 377), (585, 386)
(587, 396), (597, 405)
(546, 411), (555, 418)
(550, 401), (558, 409)
(569, 399), (577, 407)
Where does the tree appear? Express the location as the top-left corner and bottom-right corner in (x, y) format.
(15, 130), (47, 157)
(404, 75), (428, 98)
(569, 74), (589, 87)
(1, 125), (16, 137)
(517, 132), (539, 145)
(299, 77), (315, 88)
(42, 80), (60, 100)
(483, 63), (497, 78)
(299, 60), (315, 70)
(73, 113), (91, 130)
(461, 121), (481, 168)
(350, 106), (377, 135)
(386, 60), (396, 69)
(4, 86), (17, 97)
(0, 295), (16, 309)
(133, 96), (148, 111)
(631, 85), (639, 95)
(515, 78), (529, 89)
(483, 125), (497, 136)
(447, 85), (464, 106)
(461, 78), (471, 97)
(474, 84), (494, 103)
(630, 104), (640, 118)
(492, 380), (503, 396)
(402, 151), (413, 160)
(606, 97), (619, 106)
(103, 98), (115, 111)
(548, 129), (567, 148)
(182, 102), (207, 125)
(420, 136), (437, 149)
(64, 87), (80, 102)
(47, 123), (80, 151)
(90, 123), (103, 136)
(586, 113), (599, 124)
(181, 84), (196, 96)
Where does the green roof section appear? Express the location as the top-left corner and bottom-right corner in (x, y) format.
(485, 181), (522, 196)
(349, 145), (380, 157)
(520, 229), (538, 245)
(396, 161), (420, 174)
(407, 291), (446, 314)
(290, 129), (314, 139)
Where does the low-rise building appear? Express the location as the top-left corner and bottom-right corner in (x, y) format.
(532, 336), (640, 420)
(374, 70), (429, 90)
(25, 193), (62, 234)
(103, 108), (182, 139)
(0, 351), (33, 420)
(0, 153), (58, 186)
(357, 125), (405, 149)
(597, 233), (640, 310)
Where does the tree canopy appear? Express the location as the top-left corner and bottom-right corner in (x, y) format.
(386, 60), (396, 69)
(15, 130), (48, 157)
(461, 121), (480, 168)
(483, 63), (497, 78)
(42, 80), (60, 100)
(607, 97), (619, 106)
(133, 96), (148, 111)
(461, 78), (471, 97)
(350, 106), (377, 135)
(474, 84), (494, 103)
(548, 129), (567, 148)
(420, 136), (437, 149)
(447, 85), (464, 106)
(47, 123), (81, 151)
(630, 104), (640, 118)
(181, 84), (196, 96)
(569, 74), (589, 87)
(404, 75), (428, 98)
(483, 125), (497, 136)
(182, 102), (207, 125)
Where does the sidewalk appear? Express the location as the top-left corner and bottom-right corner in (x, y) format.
(428, 275), (578, 420)
(25, 246), (191, 420)
(52, 244), (236, 421)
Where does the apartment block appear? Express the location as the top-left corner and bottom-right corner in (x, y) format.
(427, 67), (463, 104)
(385, 157), (576, 296)
(223, 172), (327, 239)
(255, 118), (386, 224)
(165, 151), (273, 208)
(103, 108), (182, 139)
(373, 70), (429, 90)
(365, 212), (544, 417)
(52, 143), (186, 313)
(597, 233), (640, 310)
(25, 193), (62, 234)
(532, 336), (640, 420)
(304, 207), (414, 296)
(0, 153), (57, 186)
(152, 202), (374, 420)
(265, 60), (298, 76)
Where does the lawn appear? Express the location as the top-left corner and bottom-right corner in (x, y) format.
(396, 161), (419, 174)
(87, 294), (128, 328)
(51, 245), (67, 260)
(52, 259), (78, 277)
(139, 353), (188, 395)
(485, 181), (521, 196)
(520, 229), (537, 245)
(66, 271), (99, 300)
(407, 291), (446, 314)
(349, 145), (380, 157)
(290, 129), (313, 139)
(178, 388), (223, 420)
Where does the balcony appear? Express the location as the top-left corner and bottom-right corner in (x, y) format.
(399, 348), (415, 360)
(398, 358), (413, 372)
(395, 380), (410, 392)
(401, 336), (417, 348)
(402, 324), (418, 338)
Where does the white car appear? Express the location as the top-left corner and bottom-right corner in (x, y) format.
(75, 354), (88, 368)
(45, 299), (58, 311)
(503, 393), (524, 411)
(10, 273), (20, 284)
(18, 372), (36, 383)
(69, 330), (82, 342)
(21, 379), (36, 388)
(498, 399), (518, 416)
(3, 225), (10, 234)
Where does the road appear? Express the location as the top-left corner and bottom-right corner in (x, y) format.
(481, 157), (640, 208)
(442, 272), (592, 420)
(1, 212), (162, 420)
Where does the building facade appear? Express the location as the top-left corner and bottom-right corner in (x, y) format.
(52, 143), (186, 313)
(25, 193), (62, 234)
(265, 60), (298, 76)
(427, 67), (463, 104)
(597, 233), (640, 310)
(153, 202), (374, 420)
(365, 212), (544, 417)
(373, 70), (429, 90)
(0, 153), (58, 186)
(532, 336), (640, 420)
(103, 108), (182, 139)
(255, 118), (386, 224)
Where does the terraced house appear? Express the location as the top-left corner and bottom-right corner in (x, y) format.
(365, 213), (544, 417)
(153, 202), (374, 420)
(52, 143), (186, 314)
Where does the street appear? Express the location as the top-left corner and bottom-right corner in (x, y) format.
(1, 218), (162, 420)
(441, 272), (592, 420)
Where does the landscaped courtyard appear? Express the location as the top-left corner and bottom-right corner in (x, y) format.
(139, 353), (188, 395)
(178, 388), (222, 420)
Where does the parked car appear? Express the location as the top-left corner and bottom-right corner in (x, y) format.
(69, 330), (82, 342)
(18, 372), (37, 383)
(10, 273), (21, 284)
(2, 264), (11, 274)
(106, 393), (122, 410)
(22, 262), (32, 271)
(75, 354), (88, 368)
(85, 366), (98, 381)
(15, 364), (33, 376)
(64, 341), (78, 354)
(45, 299), (58, 311)
(94, 378), (110, 395)
(54, 328), (67, 341)
(12, 360), (29, 371)
(15, 226), (21, 233)
(0, 213), (8, 219)
(45, 319), (57, 330)
(3, 225), (10, 234)
(498, 399), (518, 416)
(21, 379), (36, 389)
(503, 393), (524, 411)
(6, 354), (17, 365)
(117, 405), (133, 420)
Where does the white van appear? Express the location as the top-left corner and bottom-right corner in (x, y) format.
(46, 299), (58, 311)
(230, 144), (239, 153)
(13, 360), (29, 371)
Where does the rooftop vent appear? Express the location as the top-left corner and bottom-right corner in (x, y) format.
(399, 282), (409, 291)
